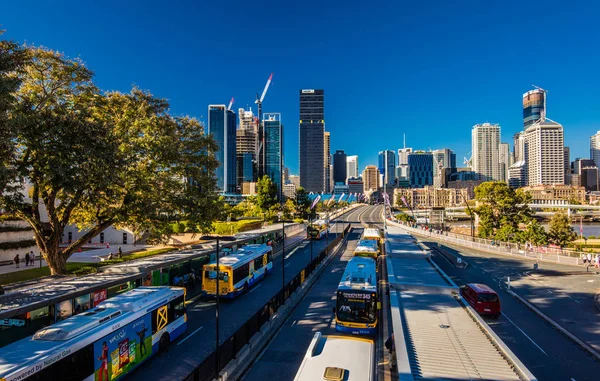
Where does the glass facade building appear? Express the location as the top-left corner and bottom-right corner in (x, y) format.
(208, 105), (237, 193)
(378, 150), (396, 187)
(333, 150), (347, 184)
(408, 152), (433, 188)
(523, 89), (546, 128)
(264, 113), (283, 199)
(299, 89), (325, 193)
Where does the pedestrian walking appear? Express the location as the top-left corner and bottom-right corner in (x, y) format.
(14, 254), (20, 268)
(25, 252), (30, 267)
(30, 251), (35, 266)
(385, 333), (396, 371)
(118, 246), (122, 257)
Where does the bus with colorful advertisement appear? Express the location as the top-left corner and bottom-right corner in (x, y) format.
(334, 257), (378, 335)
(353, 239), (380, 259)
(307, 220), (329, 240)
(202, 244), (273, 298)
(0, 287), (186, 381)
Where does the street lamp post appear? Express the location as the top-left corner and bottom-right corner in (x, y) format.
(282, 220), (285, 291)
(310, 214), (314, 263)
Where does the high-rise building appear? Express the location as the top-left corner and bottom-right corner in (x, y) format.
(408, 152), (433, 188)
(432, 148), (456, 188)
(564, 147), (571, 185)
(283, 167), (290, 183)
(346, 155), (358, 183)
(347, 177), (364, 195)
(333, 150), (347, 184)
(523, 88), (546, 128)
(523, 121), (564, 186)
(283, 183), (296, 199)
(208, 105), (237, 193)
(499, 143), (511, 183)
(378, 150), (396, 187)
(289, 175), (300, 188)
(513, 132), (523, 162)
(472, 123), (501, 181)
(591, 131), (600, 166)
(299, 89), (325, 193)
(236, 127), (257, 186)
(324, 131), (331, 193)
(398, 147), (413, 165)
(362, 165), (380, 192)
(572, 158), (598, 192)
(264, 113), (283, 199)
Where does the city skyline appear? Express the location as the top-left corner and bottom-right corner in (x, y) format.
(4, 1), (600, 173)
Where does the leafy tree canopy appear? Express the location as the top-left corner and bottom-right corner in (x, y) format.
(548, 212), (577, 248)
(474, 182), (532, 239)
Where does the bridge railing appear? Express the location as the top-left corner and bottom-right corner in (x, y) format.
(389, 219), (582, 266)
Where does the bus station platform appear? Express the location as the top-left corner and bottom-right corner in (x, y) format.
(385, 225), (535, 381)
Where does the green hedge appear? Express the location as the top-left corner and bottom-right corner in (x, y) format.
(100, 248), (176, 265)
(0, 239), (36, 251)
(212, 220), (262, 235)
(0, 225), (33, 233)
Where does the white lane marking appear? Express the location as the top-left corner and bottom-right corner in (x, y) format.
(567, 295), (581, 304)
(285, 263), (291, 267)
(249, 284), (262, 293)
(285, 246), (301, 259)
(177, 326), (203, 346)
(501, 312), (548, 355)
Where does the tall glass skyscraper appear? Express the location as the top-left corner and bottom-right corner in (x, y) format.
(208, 105), (237, 193)
(378, 150), (396, 186)
(408, 152), (433, 188)
(333, 150), (347, 184)
(523, 89), (546, 128)
(299, 89), (325, 192)
(264, 113), (283, 199)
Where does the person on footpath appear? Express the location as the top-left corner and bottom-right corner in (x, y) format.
(14, 254), (20, 268)
(385, 333), (397, 371)
(25, 252), (30, 267)
(30, 251), (35, 266)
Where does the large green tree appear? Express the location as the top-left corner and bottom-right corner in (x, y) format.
(474, 182), (532, 239)
(255, 175), (279, 220)
(548, 212), (577, 248)
(0, 47), (221, 274)
(520, 220), (548, 246)
(294, 186), (312, 219)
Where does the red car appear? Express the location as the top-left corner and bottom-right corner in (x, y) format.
(460, 283), (501, 318)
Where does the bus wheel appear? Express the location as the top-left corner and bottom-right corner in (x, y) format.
(159, 333), (170, 353)
(243, 282), (248, 293)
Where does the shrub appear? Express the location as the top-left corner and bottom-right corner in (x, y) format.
(0, 225), (33, 233)
(588, 235), (596, 239)
(0, 239), (36, 251)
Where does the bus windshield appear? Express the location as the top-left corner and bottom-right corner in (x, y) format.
(336, 290), (376, 323)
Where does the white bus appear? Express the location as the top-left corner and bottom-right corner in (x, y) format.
(202, 243), (273, 298)
(0, 286), (186, 381)
(293, 332), (375, 381)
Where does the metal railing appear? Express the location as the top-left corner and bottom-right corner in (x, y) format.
(183, 223), (352, 381)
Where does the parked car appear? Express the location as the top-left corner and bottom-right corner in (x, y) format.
(460, 283), (501, 318)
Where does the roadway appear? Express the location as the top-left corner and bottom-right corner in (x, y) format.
(129, 206), (368, 380)
(425, 239), (600, 380)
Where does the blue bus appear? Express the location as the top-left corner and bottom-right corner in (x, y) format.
(334, 257), (378, 335)
(0, 287), (186, 381)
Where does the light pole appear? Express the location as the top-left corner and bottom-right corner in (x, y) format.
(310, 213), (314, 263)
(200, 234), (235, 375)
(280, 219), (293, 291)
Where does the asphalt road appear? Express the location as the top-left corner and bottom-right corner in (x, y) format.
(428, 240), (600, 381)
(130, 206), (366, 380)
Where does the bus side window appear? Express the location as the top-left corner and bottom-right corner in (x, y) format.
(27, 344), (94, 381)
(169, 295), (186, 321)
(254, 256), (263, 270)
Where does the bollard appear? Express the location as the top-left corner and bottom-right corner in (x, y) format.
(507, 276), (510, 291)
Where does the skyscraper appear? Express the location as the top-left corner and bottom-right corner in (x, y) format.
(432, 148), (456, 188)
(499, 143), (511, 183)
(523, 88), (546, 128)
(346, 155), (359, 183)
(564, 147), (571, 185)
(236, 108), (258, 188)
(299, 89), (324, 193)
(333, 150), (347, 184)
(378, 150), (396, 187)
(523, 121), (564, 186)
(208, 105), (237, 193)
(264, 113), (283, 200)
(408, 152), (433, 188)
(590, 131), (600, 166)
(471, 123), (501, 181)
(324, 131), (331, 193)
(362, 165), (380, 192)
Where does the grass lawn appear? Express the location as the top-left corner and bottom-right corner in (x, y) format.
(0, 248), (176, 286)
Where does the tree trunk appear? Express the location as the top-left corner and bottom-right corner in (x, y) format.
(43, 240), (67, 275)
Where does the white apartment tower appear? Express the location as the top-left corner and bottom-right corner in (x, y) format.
(471, 123), (501, 181)
(523, 121), (565, 186)
(346, 155), (359, 183)
(591, 131), (600, 166)
(499, 142), (511, 183)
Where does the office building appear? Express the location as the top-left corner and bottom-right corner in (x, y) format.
(264, 113), (283, 199)
(522, 185), (586, 205)
(432, 148), (456, 188)
(523, 121), (564, 186)
(347, 177), (364, 195)
(564, 147), (571, 185)
(471, 123), (501, 181)
(299, 89), (325, 193)
(333, 183), (349, 196)
(499, 142), (511, 183)
(208, 105), (237, 193)
(572, 158), (599, 192)
(378, 150), (396, 187)
(591, 131), (600, 166)
(407, 151), (433, 188)
(236, 127), (257, 186)
(346, 155), (359, 183)
(283, 183), (296, 199)
(523, 88), (546, 128)
(333, 150), (347, 184)
(362, 165), (380, 192)
(324, 131), (331, 193)
(289, 175), (300, 188)
(398, 147), (413, 165)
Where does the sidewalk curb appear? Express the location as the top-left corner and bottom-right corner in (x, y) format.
(216, 229), (353, 381)
(507, 288), (600, 362)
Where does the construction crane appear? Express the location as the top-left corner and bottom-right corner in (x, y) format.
(463, 151), (473, 169)
(255, 73), (273, 178)
(227, 97), (234, 111)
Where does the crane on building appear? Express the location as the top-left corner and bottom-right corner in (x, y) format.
(255, 73), (273, 178)
(463, 151), (473, 169)
(227, 97), (234, 111)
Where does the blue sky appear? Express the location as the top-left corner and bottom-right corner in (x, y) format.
(4, 1), (600, 174)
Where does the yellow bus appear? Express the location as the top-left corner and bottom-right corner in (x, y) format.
(202, 244), (272, 298)
(307, 219), (329, 240)
(362, 228), (383, 252)
(353, 239), (380, 259)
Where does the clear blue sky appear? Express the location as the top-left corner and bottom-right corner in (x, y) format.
(4, 1), (600, 174)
